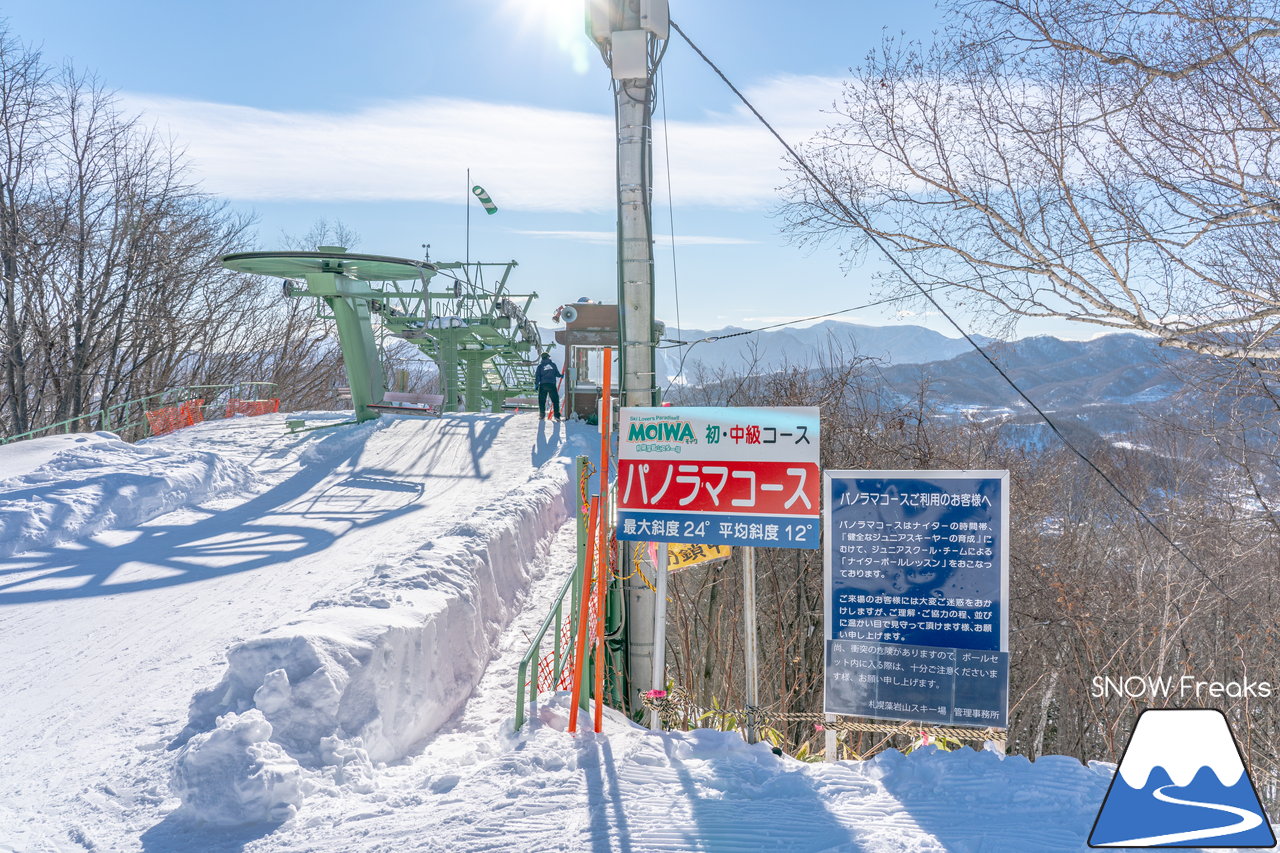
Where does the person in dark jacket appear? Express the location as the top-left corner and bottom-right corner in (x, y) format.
(535, 352), (563, 420)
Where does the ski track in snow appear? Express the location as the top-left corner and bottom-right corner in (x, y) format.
(0, 412), (1265, 852)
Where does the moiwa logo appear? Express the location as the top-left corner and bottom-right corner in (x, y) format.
(1089, 709), (1276, 848)
(625, 420), (697, 444)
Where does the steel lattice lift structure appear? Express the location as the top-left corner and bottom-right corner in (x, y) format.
(221, 246), (543, 420)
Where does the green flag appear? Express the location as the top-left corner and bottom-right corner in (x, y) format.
(472, 185), (498, 215)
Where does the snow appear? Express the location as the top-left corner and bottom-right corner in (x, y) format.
(170, 710), (308, 826)
(0, 430), (253, 562)
(0, 411), (1263, 852)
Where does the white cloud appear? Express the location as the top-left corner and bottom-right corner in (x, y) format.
(512, 229), (757, 246)
(122, 75), (845, 213)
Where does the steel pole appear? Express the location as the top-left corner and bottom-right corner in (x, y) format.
(321, 275), (384, 422)
(611, 1), (662, 721)
(649, 542), (668, 730)
(743, 546), (759, 745)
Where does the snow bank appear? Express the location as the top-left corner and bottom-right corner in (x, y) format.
(441, 695), (1119, 851)
(170, 710), (309, 826)
(174, 437), (582, 823)
(271, 687), (1132, 852)
(0, 431), (253, 559)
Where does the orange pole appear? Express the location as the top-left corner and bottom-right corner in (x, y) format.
(593, 505), (608, 732)
(598, 347), (612, 476)
(568, 496), (599, 734)
(593, 348), (612, 732)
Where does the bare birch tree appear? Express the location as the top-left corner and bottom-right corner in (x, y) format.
(781, 0), (1280, 361)
(0, 24), (360, 437)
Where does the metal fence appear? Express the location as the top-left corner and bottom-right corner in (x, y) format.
(0, 382), (279, 445)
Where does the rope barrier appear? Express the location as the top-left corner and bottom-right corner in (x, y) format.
(640, 686), (1005, 749)
(622, 542), (658, 593)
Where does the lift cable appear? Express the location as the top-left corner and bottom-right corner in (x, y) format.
(669, 18), (1233, 601)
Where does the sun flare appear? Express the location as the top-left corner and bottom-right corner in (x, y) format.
(501, 0), (594, 75)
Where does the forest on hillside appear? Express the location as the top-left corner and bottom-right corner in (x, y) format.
(666, 0), (1280, 806)
(0, 28), (357, 441)
(664, 346), (1280, 803)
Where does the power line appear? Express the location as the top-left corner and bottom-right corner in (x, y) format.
(660, 286), (958, 349)
(668, 18), (1233, 601)
(658, 286), (959, 392)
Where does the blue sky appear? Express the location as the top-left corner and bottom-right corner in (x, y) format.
(5, 0), (1088, 340)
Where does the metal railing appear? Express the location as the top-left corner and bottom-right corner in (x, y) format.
(514, 567), (582, 732)
(0, 382), (279, 445)
(515, 457), (589, 731)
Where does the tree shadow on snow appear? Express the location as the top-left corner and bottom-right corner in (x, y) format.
(874, 748), (1103, 851)
(0, 425), (422, 605)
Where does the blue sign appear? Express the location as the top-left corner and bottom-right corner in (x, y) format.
(615, 510), (819, 549)
(826, 640), (1009, 727)
(823, 471), (1009, 726)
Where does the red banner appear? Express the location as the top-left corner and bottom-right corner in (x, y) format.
(225, 398), (280, 418)
(145, 399), (204, 436)
(617, 459), (819, 517)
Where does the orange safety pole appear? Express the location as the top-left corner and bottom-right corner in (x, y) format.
(593, 348), (612, 732)
(568, 496), (600, 734)
(593, 507), (608, 732)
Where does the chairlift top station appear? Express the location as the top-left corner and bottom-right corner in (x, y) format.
(221, 246), (543, 419)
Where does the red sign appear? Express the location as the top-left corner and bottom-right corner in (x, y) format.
(618, 459), (818, 516)
(617, 406), (821, 549)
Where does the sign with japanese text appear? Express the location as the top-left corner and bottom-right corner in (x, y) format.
(667, 542), (731, 573)
(617, 407), (820, 549)
(822, 470), (1010, 727)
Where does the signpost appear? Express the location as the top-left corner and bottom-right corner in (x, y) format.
(823, 470), (1010, 728)
(619, 406), (820, 739)
(616, 407), (821, 549)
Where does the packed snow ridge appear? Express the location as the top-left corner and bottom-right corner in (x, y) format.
(169, 429), (580, 824)
(0, 430), (253, 561)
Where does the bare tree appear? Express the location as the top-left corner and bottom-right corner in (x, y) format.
(0, 25), (372, 437)
(781, 0), (1280, 361)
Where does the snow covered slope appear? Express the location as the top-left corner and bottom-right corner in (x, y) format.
(0, 412), (585, 851)
(0, 412), (1260, 852)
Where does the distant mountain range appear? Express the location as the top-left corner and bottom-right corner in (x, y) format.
(657, 321), (1197, 442)
(656, 320), (997, 383)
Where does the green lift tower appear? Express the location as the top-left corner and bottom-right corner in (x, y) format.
(221, 246), (542, 419)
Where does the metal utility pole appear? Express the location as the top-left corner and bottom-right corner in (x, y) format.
(586, 0), (668, 717)
(742, 546), (759, 744)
